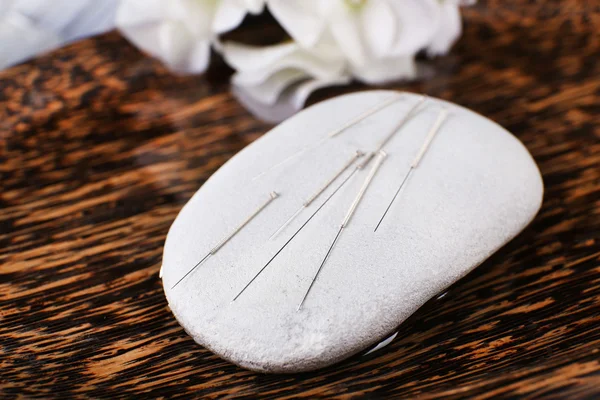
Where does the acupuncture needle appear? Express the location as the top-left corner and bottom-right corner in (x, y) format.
(232, 152), (378, 302)
(374, 107), (450, 232)
(374, 95), (426, 151)
(297, 150), (388, 311)
(251, 95), (404, 181)
(266, 95), (425, 240)
(269, 150), (364, 240)
(232, 98), (427, 300)
(171, 191), (279, 289)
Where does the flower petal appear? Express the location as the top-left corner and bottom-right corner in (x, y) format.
(361, 0), (397, 58)
(159, 20), (194, 69)
(328, 4), (366, 67)
(222, 41), (298, 71)
(233, 68), (307, 105)
(185, 40), (211, 73)
(117, 0), (216, 74)
(351, 55), (416, 85)
(233, 74), (351, 123)
(385, 0), (440, 56)
(0, 12), (61, 69)
(59, 0), (118, 41)
(287, 75), (351, 110)
(116, 0), (162, 26)
(0, 1), (17, 15)
(427, 0), (462, 56)
(268, 0), (325, 48)
(241, 0), (265, 14)
(168, 0), (213, 37)
(224, 41), (346, 86)
(158, 21), (210, 74)
(12, 0), (92, 32)
(212, 0), (249, 34)
(0, 0), (117, 69)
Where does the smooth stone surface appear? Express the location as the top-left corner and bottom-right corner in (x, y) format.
(162, 90), (544, 373)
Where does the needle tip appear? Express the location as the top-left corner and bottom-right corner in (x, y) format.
(374, 218), (384, 232)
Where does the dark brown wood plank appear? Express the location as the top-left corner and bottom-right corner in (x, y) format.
(1, 0), (599, 398)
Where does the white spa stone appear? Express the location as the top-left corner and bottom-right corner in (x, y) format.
(162, 90), (543, 373)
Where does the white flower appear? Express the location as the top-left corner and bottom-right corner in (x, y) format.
(223, 39), (351, 121)
(116, 0), (264, 74)
(427, 0), (470, 56)
(267, 0), (468, 83)
(268, 0), (442, 84)
(224, 0), (470, 120)
(0, 0), (118, 70)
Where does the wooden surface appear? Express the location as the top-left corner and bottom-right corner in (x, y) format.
(1, 1), (599, 398)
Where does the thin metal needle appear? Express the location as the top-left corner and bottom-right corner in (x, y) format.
(297, 227), (343, 311)
(269, 150), (363, 240)
(374, 169), (413, 232)
(251, 95), (403, 181)
(232, 152), (377, 302)
(328, 95), (404, 138)
(171, 191), (279, 289)
(232, 98), (427, 301)
(251, 138), (326, 181)
(375, 95), (426, 152)
(298, 150), (387, 311)
(374, 107), (449, 232)
(270, 206), (303, 240)
(170, 253), (211, 289)
(269, 94), (424, 239)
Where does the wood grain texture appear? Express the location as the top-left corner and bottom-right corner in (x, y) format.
(1, 0), (599, 398)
